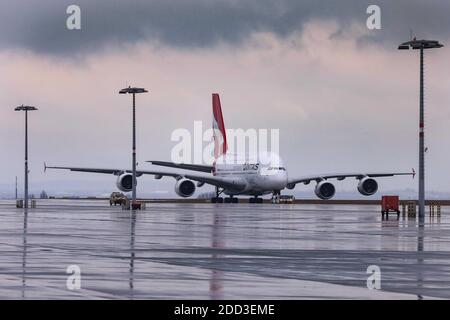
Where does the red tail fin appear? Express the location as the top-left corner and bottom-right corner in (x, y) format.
(212, 93), (228, 158)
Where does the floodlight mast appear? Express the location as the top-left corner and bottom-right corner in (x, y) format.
(398, 39), (443, 221)
(14, 105), (38, 209)
(119, 87), (148, 208)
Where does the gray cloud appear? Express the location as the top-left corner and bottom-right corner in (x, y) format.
(0, 0), (449, 56)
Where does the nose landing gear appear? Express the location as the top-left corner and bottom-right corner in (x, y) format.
(271, 190), (281, 204)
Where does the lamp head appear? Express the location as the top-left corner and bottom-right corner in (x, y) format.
(15, 105), (38, 111)
(398, 39), (444, 50)
(119, 87), (148, 94)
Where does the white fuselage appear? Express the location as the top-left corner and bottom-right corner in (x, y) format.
(213, 152), (288, 196)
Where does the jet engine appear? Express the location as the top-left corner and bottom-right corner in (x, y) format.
(314, 181), (336, 200)
(116, 173), (135, 192)
(357, 177), (378, 196)
(175, 179), (196, 198)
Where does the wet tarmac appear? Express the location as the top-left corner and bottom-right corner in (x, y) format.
(0, 200), (449, 299)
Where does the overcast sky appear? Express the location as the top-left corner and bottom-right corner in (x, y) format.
(1, 0), (449, 197)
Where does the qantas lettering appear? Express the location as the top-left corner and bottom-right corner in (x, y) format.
(243, 163), (259, 171)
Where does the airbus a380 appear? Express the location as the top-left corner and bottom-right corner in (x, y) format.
(46, 93), (414, 203)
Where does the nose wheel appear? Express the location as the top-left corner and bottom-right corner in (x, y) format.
(272, 190), (281, 204)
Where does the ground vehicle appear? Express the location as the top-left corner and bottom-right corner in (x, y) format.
(381, 195), (400, 218)
(110, 192), (128, 206)
(272, 194), (295, 204)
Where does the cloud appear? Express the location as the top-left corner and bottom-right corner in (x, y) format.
(1, 20), (449, 193)
(1, 3), (449, 196)
(0, 0), (449, 56)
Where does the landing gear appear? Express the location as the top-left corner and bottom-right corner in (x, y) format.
(211, 187), (225, 204)
(211, 197), (223, 203)
(224, 197), (239, 203)
(271, 190), (281, 204)
(212, 187), (239, 204)
(249, 196), (263, 204)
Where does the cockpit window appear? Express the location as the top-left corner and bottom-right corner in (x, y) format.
(268, 167), (286, 171)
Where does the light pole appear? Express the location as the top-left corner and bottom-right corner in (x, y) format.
(119, 86), (148, 207)
(398, 39), (443, 221)
(15, 105), (38, 209)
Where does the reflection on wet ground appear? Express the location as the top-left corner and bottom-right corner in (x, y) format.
(0, 200), (449, 299)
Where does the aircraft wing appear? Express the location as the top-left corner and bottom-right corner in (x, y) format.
(147, 161), (213, 173)
(44, 164), (182, 178)
(287, 170), (415, 188)
(45, 164), (246, 191)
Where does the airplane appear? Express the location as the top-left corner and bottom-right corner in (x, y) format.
(45, 93), (414, 203)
